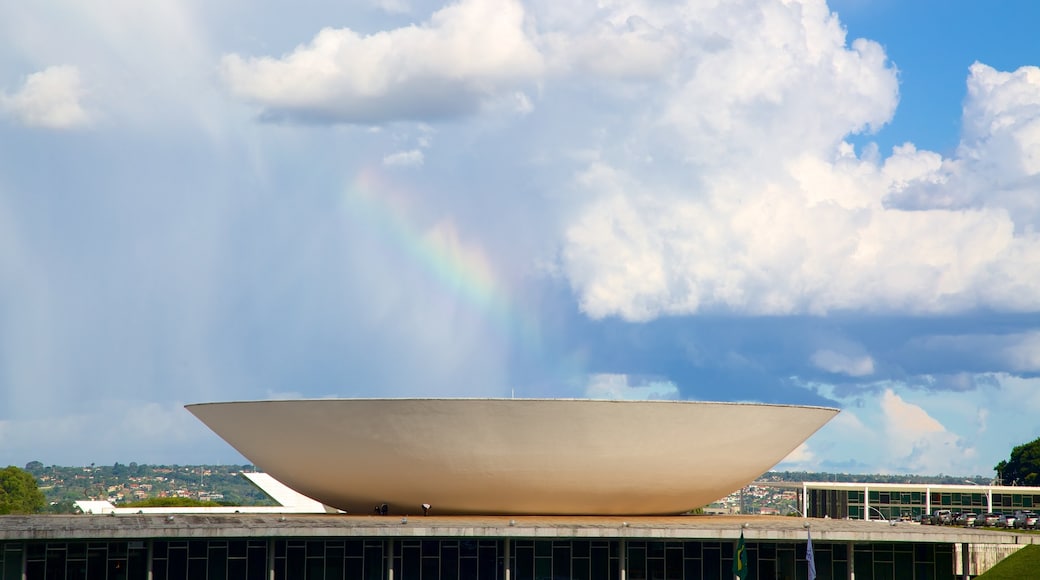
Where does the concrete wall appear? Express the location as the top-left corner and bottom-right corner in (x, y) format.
(956, 543), (1026, 576)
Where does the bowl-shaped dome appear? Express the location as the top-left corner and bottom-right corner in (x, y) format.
(186, 399), (837, 515)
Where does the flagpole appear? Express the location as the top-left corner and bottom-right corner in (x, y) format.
(804, 522), (817, 580)
(733, 523), (749, 580)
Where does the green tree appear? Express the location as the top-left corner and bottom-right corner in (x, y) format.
(0, 466), (46, 514)
(995, 437), (1040, 486)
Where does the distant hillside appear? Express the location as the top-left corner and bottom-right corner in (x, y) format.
(762, 471), (994, 486)
(19, 462), (995, 514)
(23, 462), (276, 513)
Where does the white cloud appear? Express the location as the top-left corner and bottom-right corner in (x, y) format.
(785, 375), (1040, 475)
(780, 442), (816, 465)
(544, 3), (1040, 322)
(584, 373), (679, 400)
(1, 65), (90, 129)
(383, 149), (425, 167)
(222, 0), (543, 123)
(543, 14), (680, 79)
(810, 349), (875, 377)
(561, 65), (1040, 319)
(887, 63), (1040, 226)
(878, 390), (976, 474)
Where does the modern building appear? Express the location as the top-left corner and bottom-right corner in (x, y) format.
(185, 399), (839, 516)
(1, 513), (1034, 579)
(10, 398), (1031, 578)
(786, 481), (1040, 521)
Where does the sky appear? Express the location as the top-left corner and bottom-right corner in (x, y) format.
(2, 0), (1040, 479)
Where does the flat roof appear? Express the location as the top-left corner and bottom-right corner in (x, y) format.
(2, 515), (1037, 545)
(758, 481), (1040, 494)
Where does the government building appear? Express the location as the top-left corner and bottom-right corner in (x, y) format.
(3, 398), (1034, 578)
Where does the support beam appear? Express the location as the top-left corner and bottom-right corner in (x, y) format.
(268, 539), (275, 580)
(620, 539), (627, 580)
(504, 538), (511, 580)
(270, 540), (278, 580)
(864, 485), (870, 521)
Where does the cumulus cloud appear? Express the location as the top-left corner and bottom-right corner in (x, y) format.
(889, 64), (1040, 223)
(542, 14), (680, 79)
(561, 54), (1040, 320)
(583, 373), (679, 400)
(222, 0), (543, 123)
(786, 386), (981, 474)
(1, 65), (90, 129)
(879, 390), (975, 472)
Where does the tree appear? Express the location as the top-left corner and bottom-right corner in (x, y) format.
(0, 466), (46, 514)
(995, 437), (1040, 486)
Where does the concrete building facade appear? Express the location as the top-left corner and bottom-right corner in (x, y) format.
(1, 514), (1034, 580)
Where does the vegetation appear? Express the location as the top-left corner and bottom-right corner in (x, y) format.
(976, 544), (1040, 579)
(123, 497), (222, 508)
(0, 466), (46, 514)
(23, 462), (275, 512)
(994, 437), (1040, 486)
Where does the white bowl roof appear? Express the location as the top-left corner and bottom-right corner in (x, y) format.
(186, 398), (837, 515)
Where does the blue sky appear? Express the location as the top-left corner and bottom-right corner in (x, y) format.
(2, 0), (1040, 479)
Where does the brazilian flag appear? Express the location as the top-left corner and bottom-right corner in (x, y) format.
(733, 530), (748, 580)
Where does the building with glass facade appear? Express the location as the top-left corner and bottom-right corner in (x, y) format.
(794, 482), (1040, 521)
(0, 513), (1033, 580)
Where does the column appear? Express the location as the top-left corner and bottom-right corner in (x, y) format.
(268, 539), (275, 580)
(864, 485), (870, 521)
(987, 488), (993, 513)
(803, 483), (809, 518)
(619, 539), (626, 580)
(925, 486), (931, 517)
(504, 538), (511, 580)
(847, 541), (854, 580)
(961, 542), (970, 580)
(147, 540), (154, 580)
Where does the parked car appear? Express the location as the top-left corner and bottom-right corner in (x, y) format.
(930, 510), (953, 525)
(1014, 511), (1038, 529)
(996, 514), (1017, 528)
(977, 513), (1001, 527)
(955, 512), (978, 527)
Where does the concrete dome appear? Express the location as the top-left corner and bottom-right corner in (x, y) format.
(186, 398), (837, 515)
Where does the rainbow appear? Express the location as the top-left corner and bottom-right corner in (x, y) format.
(342, 168), (542, 353)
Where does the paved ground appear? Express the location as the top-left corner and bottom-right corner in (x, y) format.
(2, 514), (1037, 544)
